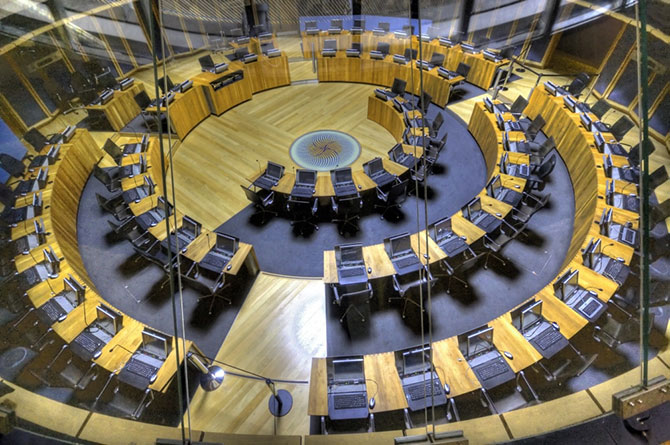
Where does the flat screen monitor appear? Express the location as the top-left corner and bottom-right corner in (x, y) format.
(431, 216), (453, 242)
(43, 246), (60, 277)
(64, 274), (86, 306)
(47, 143), (61, 161)
(389, 233), (412, 257)
(297, 169), (317, 185)
(552, 269), (571, 300)
(487, 174), (502, 197)
(37, 167), (49, 187)
(138, 154), (147, 173)
(390, 143), (403, 160)
(305, 20), (317, 29)
(378, 22), (390, 32)
(484, 97), (494, 113)
(215, 233), (238, 254)
(583, 237), (602, 268)
(462, 326), (494, 359)
(143, 175), (155, 195)
(365, 157), (384, 176)
(495, 113), (504, 130)
(402, 345), (431, 376)
(333, 167), (353, 183)
(330, 19), (343, 29)
(266, 161), (283, 180)
(404, 48), (418, 60)
(512, 299), (543, 334)
(234, 47), (249, 59)
(182, 216), (201, 238)
(580, 113), (592, 130)
(499, 152), (509, 174)
(142, 328), (171, 359)
(199, 55), (214, 69)
(96, 304), (123, 334)
(353, 19), (364, 29)
(323, 39), (337, 50)
(594, 132), (605, 150)
(465, 197), (482, 220)
(332, 357), (364, 383)
(336, 243), (364, 266)
(566, 269), (580, 294)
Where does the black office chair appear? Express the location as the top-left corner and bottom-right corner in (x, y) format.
(481, 218), (526, 269)
(650, 165), (669, 190)
(403, 48), (418, 61)
(133, 91), (161, 131)
(96, 193), (131, 221)
(527, 152), (557, 190)
(374, 179), (408, 221)
(562, 73), (590, 97)
(198, 55), (215, 71)
(513, 191), (551, 223)
(99, 380), (154, 420)
(529, 136), (556, 165)
(651, 199), (670, 228)
(448, 63), (471, 100)
(390, 268), (436, 318)
(331, 194), (363, 235)
(0, 154), (26, 178)
(389, 78), (407, 98)
(241, 185), (277, 225)
(23, 128), (60, 153)
(182, 261), (231, 315)
(287, 196), (319, 235)
(92, 165), (121, 193)
(523, 115), (545, 141)
(590, 99), (611, 119)
(429, 52), (445, 67)
(609, 116), (635, 142)
(376, 42), (390, 55)
(332, 281), (373, 323)
(509, 95), (528, 117)
(157, 75), (175, 95)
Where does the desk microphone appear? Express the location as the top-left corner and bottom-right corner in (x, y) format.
(256, 159), (261, 172)
(108, 343), (136, 355)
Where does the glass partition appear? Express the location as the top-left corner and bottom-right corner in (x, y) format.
(0, 0), (667, 442)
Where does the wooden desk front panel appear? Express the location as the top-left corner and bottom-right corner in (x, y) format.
(469, 102), (503, 181)
(367, 95), (404, 142)
(85, 83), (145, 131)
(166, 86), (210, 140)
(526, 88), (599, 272)
(193, 69), (253, 116)
(243, 54), (291, 93)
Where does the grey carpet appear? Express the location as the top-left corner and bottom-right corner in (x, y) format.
(77, 178), (253, 358)
(217, 100), (487, 277)
(325, 137), (576, 356)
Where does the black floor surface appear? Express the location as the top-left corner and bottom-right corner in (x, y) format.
(324, 139), (577, 356)
(77, 178), (254, 358)
(218, 99), (487, 277)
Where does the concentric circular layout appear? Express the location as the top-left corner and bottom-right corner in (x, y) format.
(289, 130), (361, 171)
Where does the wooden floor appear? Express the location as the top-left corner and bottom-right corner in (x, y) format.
(32, 35), (670, 440)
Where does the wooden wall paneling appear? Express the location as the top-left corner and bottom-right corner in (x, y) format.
(50, 129), (104, 291)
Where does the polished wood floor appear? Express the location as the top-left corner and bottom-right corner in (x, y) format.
(35, 35), (670, 439)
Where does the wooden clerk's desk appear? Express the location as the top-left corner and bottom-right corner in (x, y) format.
(192, 53), (291, 116)
(181, 230), (260, 277)
(85, 83), (146, 131)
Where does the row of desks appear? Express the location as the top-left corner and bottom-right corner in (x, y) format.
(8, 131), (204, 394)
(309, 95), (637, 416)
(303, 30), (508, 90)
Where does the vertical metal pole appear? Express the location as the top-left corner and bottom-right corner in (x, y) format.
(635, 0), (651, 388)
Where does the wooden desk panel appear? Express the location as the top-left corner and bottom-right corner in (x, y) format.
(490, 316), (543, 373)
(85, 83), (145, 131)
(149, 339), (194, 393)
(308, 357), (328, 416)
(181, 231), (255, 276)
(243, 53), (291, 93)
(535, 287), (588, 339)
(94, 318), (144, 373)
(364, 352), (407, 413)
(432, 337), (481, 397)
(147, 85), (210, 140)
(192, 67), (253, 116)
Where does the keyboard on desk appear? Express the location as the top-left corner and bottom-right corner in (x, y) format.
(620, 227), (637, 246)
(75, 332), (104, 353)
(333, 393), (367, 409)
(473, 356), (509, 381)
(253, 176), (276, 190)
(372, 172), (395, 187)
(533, 328), (563, 351)
(578, 297), (603, 319)
(291, 186), (314, 198)
(473, 213), (499, 232)
(603, 259), (624, 281)
(22, 267), (42, 286)
(39, 300), (66, 323)
(334, 184), (358, 196)
(394, 255), (420, 270)
(201, 253), (229, 271)
(439, 237), (466, 256)
(339, 266), (366, 278)
(125, 358), (158, 380)
(405, 380), (443, 401)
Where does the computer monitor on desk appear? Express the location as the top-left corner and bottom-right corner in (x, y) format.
(511, 299), (567, 358)
(64, 274), (86, 306)
(199, 55), (215, 71)
(141, 328), (171, 360)
(43, 247), (61, 279)
(512, 300), (543, 335)
(96, 304), (124, 335)
(335, 243), (364, 268)
(214, 232), (238, 257)
(327, 356), (368, 420)
(582, 237), (603, 269)
(396, 345), (446, 411)
(458, 325), (515, 390)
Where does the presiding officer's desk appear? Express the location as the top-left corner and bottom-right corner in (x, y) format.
(318, 52), (464, 108)
(85, 82), (146, 131)
(192, 52), (291, 116)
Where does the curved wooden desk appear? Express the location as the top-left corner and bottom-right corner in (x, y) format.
(303, 30), (508, 91)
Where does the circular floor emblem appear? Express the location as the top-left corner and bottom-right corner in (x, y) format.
(290, 130), (361, 171)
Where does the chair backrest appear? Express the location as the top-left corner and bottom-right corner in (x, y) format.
(591, 99), (610, 119)
(419, 91), (432, 112)
(377, 42), (390, 55)
(323, 39), (337, 50)
(610, 116), (634, 141)
(102, 139), (123, 164)
(234, 47), (249, 59)
(341, 282), (372, 306)
(429, 52), (445, 66)
(650, 165), (668, 189)
(456, 62), (471, 78)
(198, 54), (215, 70)
(432, 112), (444, 133)
(24, 129), (49, 152)
(510, 95), (528, 114)
(157, 75), (174, 95)
(0, 153), (25, 177)
(567, 74), (589, 96)
(351, 42), (361, 52)
(538, 152), (557, 179)
(538, 136), (556, 158)
(391, 78), (406, 95)
(134, 91), (152, 110)
(389, 179), (408, 203)
(404, 48), (418, 60)
(527, 115), (546, 140)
